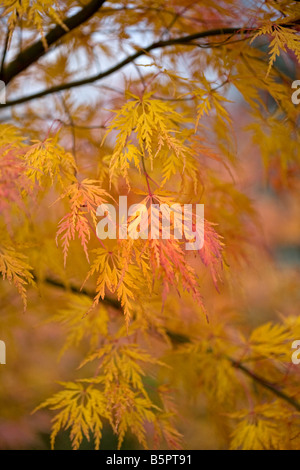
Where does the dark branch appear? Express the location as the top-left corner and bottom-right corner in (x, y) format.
(0, 27), (10, 77)
(230, 359), (300, 412)
(1, 16), (300, 109)
(39, 275), (121, 310)
(40, 274), (300, 412)
(0, 0), (106, 84)
(0, 26), (254, 108)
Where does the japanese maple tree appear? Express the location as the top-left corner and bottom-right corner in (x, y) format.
(0, 0), (300, 450)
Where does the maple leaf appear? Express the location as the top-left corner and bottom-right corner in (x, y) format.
(153, 385), (183, 450)
(251, 23), (300, 77)
(230, 418), (281, 450)
(106, 381), (158, 449)
(0, 124), (24, 148)
(33, 382), (108, 450)
(0, 144), (31, 227)
(249, 322), (293, 361)
(148, 238), (205, 311)
(192, 77), (232, 131)
(0, 246), (35, 310)
(229, 403), (290, 450)
(102, 92), (197, 187)
(199, 220), (224, 290)
(3, 0), (67, 48)
(80, 341), (163, 449)
(23, 134), (77, 187)
(83, 245), (145, 325)
(55, 179), (111, 265)
(50, 293), (109, 358)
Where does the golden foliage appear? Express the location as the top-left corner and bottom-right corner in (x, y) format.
(0, 0), (300, 451)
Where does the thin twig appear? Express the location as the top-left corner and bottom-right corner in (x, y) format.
(0, 26), (10, 77)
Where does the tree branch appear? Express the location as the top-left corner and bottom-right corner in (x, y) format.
(0, 26), (254, 108)
(39, 274), (300, 413)
(1, 16), (300, 110)
(0, 26), (10, 77)
(0, 0), (107, 84)
(37, 275), (121, 310)
(230, 359), (300, 412)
